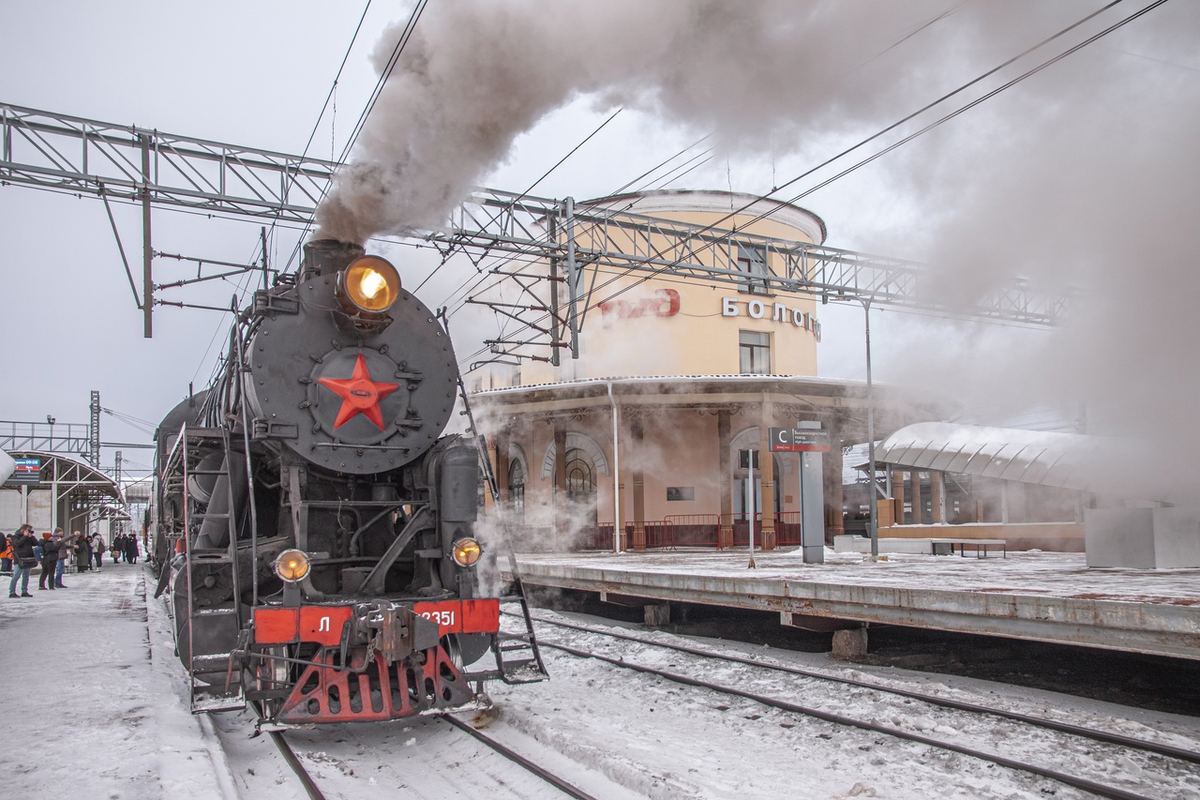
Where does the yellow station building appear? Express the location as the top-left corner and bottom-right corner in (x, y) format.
(469, 189), (945, 554)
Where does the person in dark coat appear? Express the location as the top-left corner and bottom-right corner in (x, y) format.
(124, 534), (139, 564)
(77, 533), (92, 572)
(8, 525), (38, 597)
(38, 532), (60, 590)
(111, 533), (124, 564)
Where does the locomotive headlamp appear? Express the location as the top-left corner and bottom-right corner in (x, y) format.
(273, 549), (311, 583)
(451, 538), (483, 567)
(339, 255), (401, 313)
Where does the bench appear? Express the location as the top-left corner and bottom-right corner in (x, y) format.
(929, 538), (1008, 559)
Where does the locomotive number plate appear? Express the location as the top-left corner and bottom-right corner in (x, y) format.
(412, 599), (500, 636)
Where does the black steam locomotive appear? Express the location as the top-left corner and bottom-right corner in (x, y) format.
(151, 240), (545, 727)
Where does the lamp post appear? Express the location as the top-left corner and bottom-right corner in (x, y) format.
(860, 298), (880, 559)
(46, 415), (55, 451)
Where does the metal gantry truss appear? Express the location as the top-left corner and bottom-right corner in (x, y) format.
(1, 101), (1071, 353)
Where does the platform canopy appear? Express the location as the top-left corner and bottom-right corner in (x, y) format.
(876, 422), (1192, 506)
(1, 450), (126, 531)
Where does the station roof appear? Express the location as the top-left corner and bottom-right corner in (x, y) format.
(2, 450), (125, 505)
(472, 375), (952, 445)
(877, 422), (1191, 505)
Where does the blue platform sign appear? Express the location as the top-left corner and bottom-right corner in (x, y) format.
(8, 458), (41, 484)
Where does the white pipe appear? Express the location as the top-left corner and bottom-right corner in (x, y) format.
(607, 381), (621, 554)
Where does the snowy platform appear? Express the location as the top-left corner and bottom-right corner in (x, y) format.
(0, 562), (239, 800)
(511, 549), (1200, 661)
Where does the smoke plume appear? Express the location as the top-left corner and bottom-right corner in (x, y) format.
(315, 0), (980, 242)
(318, 1), (1200, 492)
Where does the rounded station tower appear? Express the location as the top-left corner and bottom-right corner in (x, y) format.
(470, 188), (933, 557)
(520, 189), (828, 385)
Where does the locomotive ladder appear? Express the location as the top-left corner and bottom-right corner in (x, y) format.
(181, 425), (248, 714)
(445, 352), (549, 686)
(492, 552), (550, 684)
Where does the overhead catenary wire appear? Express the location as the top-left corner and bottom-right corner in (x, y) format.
(475, 0), (1159, 358)
(188, 1), (378, 386)
(434, 129), (722, 321)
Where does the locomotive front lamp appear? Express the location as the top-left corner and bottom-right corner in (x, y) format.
(339, 255), (401, 313)
(273, 549), (312, 582)
(451, 538), (483, 567)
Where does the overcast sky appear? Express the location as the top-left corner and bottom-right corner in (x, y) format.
(2, 1), (1197, 480)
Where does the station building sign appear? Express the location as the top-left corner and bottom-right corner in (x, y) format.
(768, 428), (831, 453)
(7, 457), (42, 485)
(721, 297), (821, 341)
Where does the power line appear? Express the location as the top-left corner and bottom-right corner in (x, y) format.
(481, 0), (1158, 357)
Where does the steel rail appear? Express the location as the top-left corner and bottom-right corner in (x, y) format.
(248, 699), (329, 800)
(268, 729), (328, 800)
(540, 637), (1164, 800)
(531, 614), (1200, 766)
(442, 715), (597, 800)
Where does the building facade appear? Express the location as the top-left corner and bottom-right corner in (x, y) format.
(470, 190), (942, 553)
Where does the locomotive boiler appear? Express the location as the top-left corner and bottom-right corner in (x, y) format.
(151, 239), (545, 727)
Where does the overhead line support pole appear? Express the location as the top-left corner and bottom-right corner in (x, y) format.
(139, 133), (153, 338)
(863, 298), (879, 559)
(565, 196), (580, 359)
(548, 207), (562, 367)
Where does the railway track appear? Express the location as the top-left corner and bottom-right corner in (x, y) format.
(529, 612), (1200, 800)
(441, 714), (598, 800)
(262, 706), (596, 799)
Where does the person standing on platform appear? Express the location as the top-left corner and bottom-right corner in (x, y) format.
(76, 532), (92, 573)
(0, 532), (11, 575)
(91, 533), (105, 569)
(111, 533), (123, 564)
(8, 525), (38, 597)
(124, 533), (139, 564)
(37, 532), (59, 590)
(53, 529), (72, 588)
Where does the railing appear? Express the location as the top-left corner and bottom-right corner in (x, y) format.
(775, 511), (804, 546)
(508, 513), (813, 552)
(663, 514), (721, 548)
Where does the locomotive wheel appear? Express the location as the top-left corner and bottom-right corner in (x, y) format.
(252, 645), (291, 721)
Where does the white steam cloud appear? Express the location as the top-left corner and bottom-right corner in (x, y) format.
(315, 0), (979, 242)
(317, 1), (1200, 496)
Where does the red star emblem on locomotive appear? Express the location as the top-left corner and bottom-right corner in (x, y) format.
(317, 353), (400, 430)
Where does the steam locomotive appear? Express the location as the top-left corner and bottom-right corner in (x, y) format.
(151, 239), (545, 727)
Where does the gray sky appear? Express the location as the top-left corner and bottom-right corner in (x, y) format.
(2, 1), (1198, 480)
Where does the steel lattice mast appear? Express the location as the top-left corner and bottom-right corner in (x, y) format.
(1, 101), (1071, 353)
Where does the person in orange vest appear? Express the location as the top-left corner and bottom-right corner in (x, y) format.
(0, 531), (12, 575)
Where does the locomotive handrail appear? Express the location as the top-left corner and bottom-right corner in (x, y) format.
(233, 308), (261, 607)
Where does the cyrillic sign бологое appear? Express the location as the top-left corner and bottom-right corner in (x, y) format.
(722, 297), (821, 341)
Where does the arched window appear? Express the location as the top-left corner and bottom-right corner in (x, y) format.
(508, 457), (526, 520)
(564, 448), (595, 498)
(563, 447), (598, 527)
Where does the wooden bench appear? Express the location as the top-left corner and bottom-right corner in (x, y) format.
(929, 538), (1008, 559)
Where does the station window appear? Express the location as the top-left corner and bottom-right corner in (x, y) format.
(736, 245), (770, 295)
(508, 458), (526, 521)
(739, 330), (771, 375)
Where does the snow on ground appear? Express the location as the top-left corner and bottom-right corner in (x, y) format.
(0, 561), (235, 800)
(4, 557), (1198, 799)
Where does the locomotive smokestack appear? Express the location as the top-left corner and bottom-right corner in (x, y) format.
(302, 238), (365, 280)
